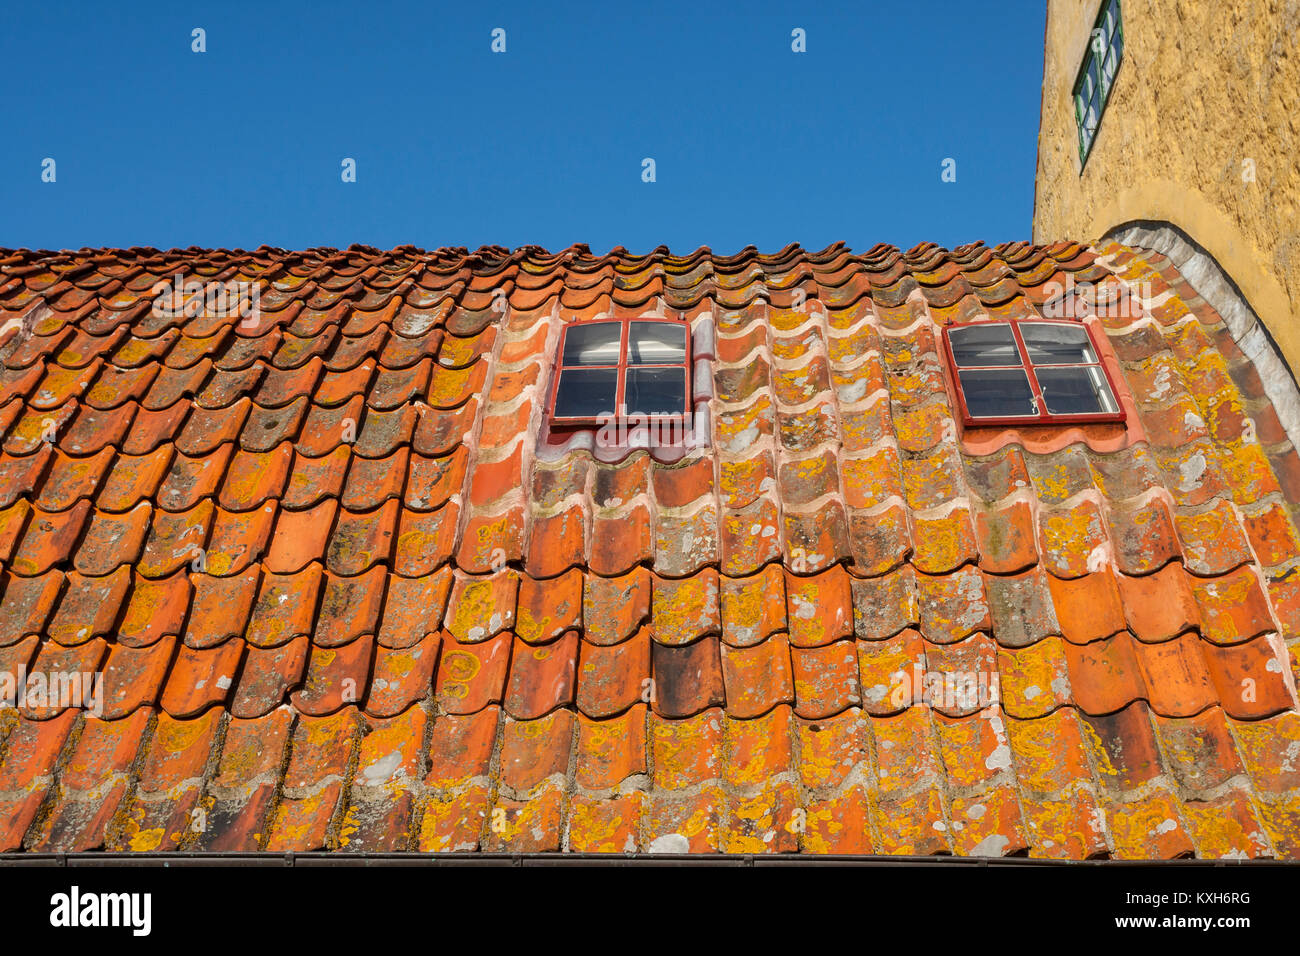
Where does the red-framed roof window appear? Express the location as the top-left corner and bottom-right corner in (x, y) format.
(941, 319), (1126, 428)
(548, 317), (692, 426)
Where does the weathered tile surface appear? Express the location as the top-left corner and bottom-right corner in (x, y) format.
(0, 239), (1297, 857)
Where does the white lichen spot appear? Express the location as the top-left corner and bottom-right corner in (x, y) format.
(647, 833), (690, 854)
(837, 379), (868, 404)
(1179, 452), (1207, 489)
(970, 833), (1009, 857)
(1150, 365), (1174, 401)
(985, 743), (1012, 772)
(362, 750), (402, 785)
(724, 424), (760, 454)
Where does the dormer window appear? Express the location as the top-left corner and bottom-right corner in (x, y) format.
(943, 320), (1125, 427)
(550, 318), (691, 424)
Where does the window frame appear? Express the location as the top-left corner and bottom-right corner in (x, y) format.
(547, 317), (693, 427)
(1072, 0), (1124, 168)
(941, 319), (1127, 428)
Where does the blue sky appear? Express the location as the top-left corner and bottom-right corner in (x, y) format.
(0, 1), (1047, 255)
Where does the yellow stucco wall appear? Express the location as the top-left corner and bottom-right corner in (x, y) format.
(1033, 0), (1300, 370)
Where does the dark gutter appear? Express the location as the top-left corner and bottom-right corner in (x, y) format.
(0, 851), (1292, 867)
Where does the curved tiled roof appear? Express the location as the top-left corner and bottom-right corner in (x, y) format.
(0, 239), (1298, 858)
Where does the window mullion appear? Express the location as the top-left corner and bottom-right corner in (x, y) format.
(616, 321), (630, 416)
(1010, 322), (1048, 419)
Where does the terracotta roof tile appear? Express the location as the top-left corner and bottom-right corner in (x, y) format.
(113, 714), (218, 852)
(2, 240), (1300, 858)
(27, 708), (151, 851)
(367, 631), (440, 718)
(98, 446), (172, 512)
(157, 446), (231, 512)
(577, 626), (650, 719)
(0, 570), (63, 645)
(377, 568), (452, 649)
(185, 568), (258, 648)
(11, 501), (90, 575)
(505, 631), (578, 719)
(582, 566), (650, 646)
(35, 447), (113, 510)
(160, 637), (242, 717)
(435, 631), (510, 715)
(0, 709), (78, 850)
(231, 637), (308, 719)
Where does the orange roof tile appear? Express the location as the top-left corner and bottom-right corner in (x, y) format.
(0, 239), (1298, 858)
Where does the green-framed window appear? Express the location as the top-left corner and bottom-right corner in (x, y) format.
(1072, 0), (1124, 167)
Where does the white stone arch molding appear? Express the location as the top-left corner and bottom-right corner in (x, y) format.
(1105, 219), (1300, 450)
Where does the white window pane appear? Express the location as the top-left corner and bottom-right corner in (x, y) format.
(625, 367), (686, 416)
(1035, 365), (1118, 415)
(958, 368), (1037, 418)
(562, 323), (621, 366)
(949, 324), (1020, 367)
(1021, 323), (1097, 365)
(554, 367), (617, 417)
(628, 322), (686, 365)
